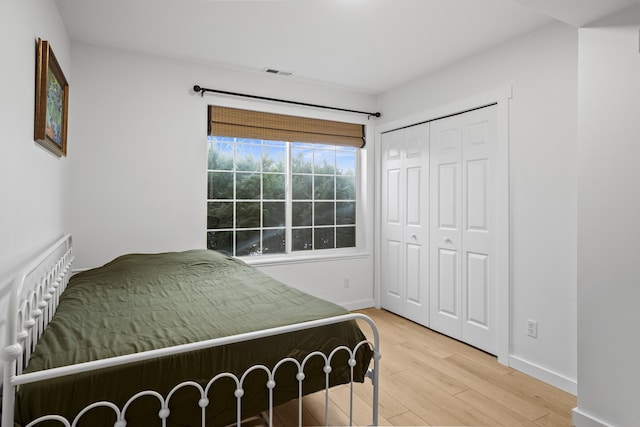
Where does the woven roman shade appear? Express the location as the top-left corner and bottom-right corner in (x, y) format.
(209, 106), (365, 148)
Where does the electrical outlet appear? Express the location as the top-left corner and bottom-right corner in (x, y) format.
(527, 319), (538, 338)
(343, 277), (351, 288)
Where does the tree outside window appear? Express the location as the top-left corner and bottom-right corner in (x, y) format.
(207, 136), (357, 256)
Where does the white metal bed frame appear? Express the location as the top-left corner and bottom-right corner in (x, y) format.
(1, 235), (380, 427)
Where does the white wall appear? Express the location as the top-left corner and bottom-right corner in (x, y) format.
(574, 6), (640, 427)
(68, 42), (378, 309)
(0, 0), (71, 280)
(378, 22), (578, 393)
(0, 0), (70, 382)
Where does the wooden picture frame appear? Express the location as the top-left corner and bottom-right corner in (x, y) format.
(34, 38), (69, 157)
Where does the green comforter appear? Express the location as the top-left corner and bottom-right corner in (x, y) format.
(16, 250), (372, 426)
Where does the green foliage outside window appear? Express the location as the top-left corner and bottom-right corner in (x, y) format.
(207, 136), (357, 256)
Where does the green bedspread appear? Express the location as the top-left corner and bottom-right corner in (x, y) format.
(16, 250), (372, 426)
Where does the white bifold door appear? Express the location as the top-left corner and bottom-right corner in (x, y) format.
(380, 123), (430, 327)
(429, 106), (497, 355)
(381, 105), (497, 355)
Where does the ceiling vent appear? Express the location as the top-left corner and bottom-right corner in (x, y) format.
(263, 68), (292, 76)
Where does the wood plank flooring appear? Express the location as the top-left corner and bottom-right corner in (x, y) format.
(269, 308), (576, 426)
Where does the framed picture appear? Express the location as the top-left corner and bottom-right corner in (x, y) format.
(34, 38), (69, 157)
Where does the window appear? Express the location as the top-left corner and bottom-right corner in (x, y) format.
(206, 106), (363, 257)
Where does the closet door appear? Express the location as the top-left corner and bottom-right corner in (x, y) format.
(380, 129), (405, 315)
(429, 116), (463, 338)
(460, 106), (497, 353)
(380, 124), (430, 326)
(429, 105), (497, 354)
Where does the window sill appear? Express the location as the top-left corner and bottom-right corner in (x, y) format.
(238, 249), (370, 267)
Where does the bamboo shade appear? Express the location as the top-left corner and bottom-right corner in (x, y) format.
(209, 106), (365, 148)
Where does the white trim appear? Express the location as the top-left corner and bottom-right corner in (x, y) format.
(374, 85), (512, 364)
(341, 298), (375, 312)
(572, 407), (613, 427)
(373, 116), (382, 310)
(242, 250), (370, 267)
(495, 88), (511, 365)
(509, 355), (577, 395)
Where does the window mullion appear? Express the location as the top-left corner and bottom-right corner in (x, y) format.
(233, 139), (238, 256)
(285, 142), (292, 254)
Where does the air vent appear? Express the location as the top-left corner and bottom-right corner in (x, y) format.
(263, 68), (292, 76)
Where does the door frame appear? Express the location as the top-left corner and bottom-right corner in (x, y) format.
(375, 85), (511, 365)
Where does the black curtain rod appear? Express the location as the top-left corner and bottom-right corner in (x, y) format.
(193, 85), (381, 119)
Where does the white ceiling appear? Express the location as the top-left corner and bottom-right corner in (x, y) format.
(54, 0), (638, 94)
(515, 0), (638, 27)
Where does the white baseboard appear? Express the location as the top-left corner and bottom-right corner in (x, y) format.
(572, 407), (612, 427)
(508, 355), (577, 395)
(342, 299), (375, 312)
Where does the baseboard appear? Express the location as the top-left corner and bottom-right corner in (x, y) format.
(342, 299), (375, 312)
(572, 407), (612, 427)
(508, 355), (577, 395)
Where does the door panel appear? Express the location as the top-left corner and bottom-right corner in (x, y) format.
(406, 243), (422, 303)
(461, 106), (497, 354)
(438, 163), (459, 229)
(380, 130), (404, 314)
(430, 115), (463, 338)
(406, 167), (422, 225)
(384, 240), (402, 297)
(380, 125), (430, 326)
(466, 252), (489, 327)
(466, 159), (488, 231)
(387, 169), (401, 223)
(437, 248), (458, 317)
(430, 105), (497, 354)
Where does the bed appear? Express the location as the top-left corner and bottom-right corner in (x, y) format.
(1, 235), (380, 426)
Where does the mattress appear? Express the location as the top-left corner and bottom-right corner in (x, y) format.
(16, 250), (372, 426)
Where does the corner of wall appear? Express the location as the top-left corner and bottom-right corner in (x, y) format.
(508, 355), (577, 395)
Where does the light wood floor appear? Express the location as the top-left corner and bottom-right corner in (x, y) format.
(269, 307), (576, 427)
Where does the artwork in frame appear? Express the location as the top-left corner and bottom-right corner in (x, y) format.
(34, 38), (69, 157)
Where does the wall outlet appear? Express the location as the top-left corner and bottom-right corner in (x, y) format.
(343, 277), (351, 288)
(527, 319), (538, 338)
